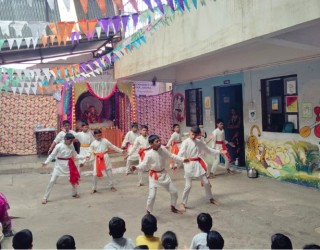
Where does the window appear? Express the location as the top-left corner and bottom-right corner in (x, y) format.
(261, 75), (298, 133)
(185, 88), (203, 127)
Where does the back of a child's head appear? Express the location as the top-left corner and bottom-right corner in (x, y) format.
(56, 235), (76, 249)
(12, 229), (33, 249)
(141, 214), (157, 236)
(109, 217), (126, 239)
(303, 244), (320, 249)
(161, 231), (178, 249)
(207, 230), (224, 249)
(134, 245), (149, 249)
(197, 213), (213, 233)
(271, 233), (293, 249)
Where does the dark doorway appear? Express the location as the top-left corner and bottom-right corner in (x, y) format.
(214, 84), (245, 166)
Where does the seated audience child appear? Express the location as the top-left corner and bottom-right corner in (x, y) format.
(207, 230), (224, 249)
(161, 231), (178, 249)
(104, 217), (135, 249)
(190, 213), (213, 249)
(271, 233), (293, 249)
(56, 235), (76, 249)
(136, 214), (161, 249)
(12, 229), (33, 249)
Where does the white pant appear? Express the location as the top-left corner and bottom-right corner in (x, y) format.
(44, 174), (77, 200)
(147, 181), (178, 212)
(92, 169), (114, 190)
(210, 152), (230, 174)
(181, 174), (213, 205)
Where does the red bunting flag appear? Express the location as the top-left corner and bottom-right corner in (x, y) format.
(80, 0), (88, 14)
(96, 0), (107, 16)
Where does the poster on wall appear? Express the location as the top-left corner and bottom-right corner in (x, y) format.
(135, 82), (160, 96)
(302, 103), (313, 118)
(249, 109), (256, 122)
(286, 96), (298, 112)
(204, 96), (211, 109)
(173, 93), (185, 123)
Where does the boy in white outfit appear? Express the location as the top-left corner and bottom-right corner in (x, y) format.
(41, 133), (87, 204)
(76, 121), (94, 168)
(178, 126), (226, 212)
(206, 119), (235, 178)
(131, 135), (188, 214)
(166, 124), (183, 169)
(127, 125), (150, 186)
(121, 122), (140, 175)
(89, 129), (125, 193)
(48, 120), (77, 154)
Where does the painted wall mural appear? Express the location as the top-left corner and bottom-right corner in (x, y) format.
(246, 126), (320, 189)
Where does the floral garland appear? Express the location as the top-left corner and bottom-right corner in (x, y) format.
(63, 86), (72, 115)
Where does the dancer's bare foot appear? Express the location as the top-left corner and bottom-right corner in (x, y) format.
(111, 187), (117, 192)
(179, 203), (186, 212)
(210, 198), (220, 205)
(208, 173), (216, 179)
(137, 183), (144, 187)
(146, 210), (151, 215)
(227, 169), (235, 174)
(171, 205), (183, 214)
(41, 199), (47, 204)
(72, 194), (80, 198)
(91, 190), (97, 194)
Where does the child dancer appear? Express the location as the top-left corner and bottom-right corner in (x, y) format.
(166, 124), (183, 169)
(127, 125), (150, 186)
(42, 133), (86, 204)
(206, 119), (235, 178)
(89, 129), (124, 193)
(76, 121), (94, 168)
(131, 135), (188, 214)
(121, 122), (140, 175)
(48, 120), (77, 154)
(178, 126), (226, 212)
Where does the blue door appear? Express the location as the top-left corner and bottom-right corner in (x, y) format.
(214, 84), (245, 166)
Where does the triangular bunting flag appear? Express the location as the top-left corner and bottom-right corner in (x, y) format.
(112, 0), (124, 11)
(99, 18), (110, 35)
(7, 38), (15, 50)
(24, 37), (32, 48)
(41, 36), (48, 47)
(65, 21), (75, 39)
(199, 0), (205, 6)
(129, 0), (139, 13)
(38, 86), (44, 94)
(50, 67), (58, 79)
(18, 86), (24, 95)
(47, 0), (55, 10)
(154, 0), (165, 13)
(32, 37), (38, 49)
(0, 21), (12, 36)
(15, 38), (23, 49)
(96, 26), (102, 38)
(57, 35), (62, 46)
(112, 16), (121, 34)
(11, 87), (17, 95)
(49, 35), (55, 45)
(0, 82), (4, 92)
(25, 86), (31, 95)
(183, 0), (190, 11)
(142, 0), (153, 12)
(78, 20), (88, 38)
(80, 0), (88, 14)
(57, 22), (66, 40)
(88, 20), (98, 40)
(96, 0), (107, 16)
(166, 0), (175, 11)
(131, 13), (139, 29)
(121, 15), (129, 34)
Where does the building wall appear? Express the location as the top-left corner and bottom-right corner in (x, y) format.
(173, 72), (244, 134)
(243, 58), (320, 189)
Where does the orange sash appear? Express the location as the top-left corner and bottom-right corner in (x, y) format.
(149, 169), (164, 180)
(188, 157), (207, 171)
(138, 147), (151, 161)
(171, 141), (180, 155)
(57, 157), (80, 185)
(95, 153), (106, 177)
(216, 141), (232, 162)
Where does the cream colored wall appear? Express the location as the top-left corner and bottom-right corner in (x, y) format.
(115, 0), (320, 80)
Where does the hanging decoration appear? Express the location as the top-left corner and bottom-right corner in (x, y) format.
(86, 82), (117, 100)
(96, 0), (107, 16)
(80, 0), (89, 14)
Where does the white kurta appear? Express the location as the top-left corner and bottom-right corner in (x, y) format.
(44, 143), (84, 176)
(136, 146), (184, 188)
(76, 131), (95, 164)
(89, 138), (123, 176)
(121, 130), (140, 161)
(54, 130), (77, 144)
(128, 135), (149, 160)
(178, 138), (220, 178)
(211, 128), (228, 149)
(166, 132), (182, 148)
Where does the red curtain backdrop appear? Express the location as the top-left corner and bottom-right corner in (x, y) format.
(0, 92), (57, 155)
(136, 91), (173, 144)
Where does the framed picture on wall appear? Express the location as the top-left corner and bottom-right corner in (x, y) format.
(286, 114), (298, 130)
(285, 96), (298, 113)
(302, 102), (313, 118)
(267, 96), (282, 114)
(284, 77), (297, 95)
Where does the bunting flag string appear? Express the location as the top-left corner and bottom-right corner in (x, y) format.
(0, 0), (203, 95)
